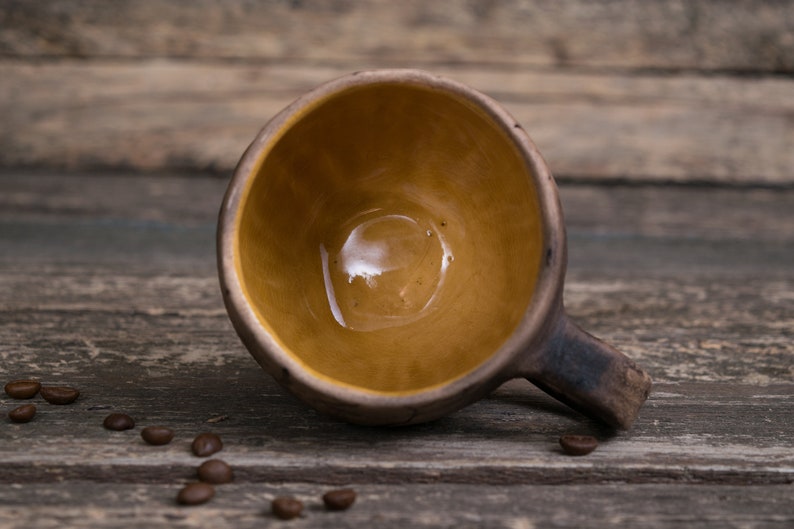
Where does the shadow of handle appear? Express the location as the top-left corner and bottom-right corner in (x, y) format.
(525, 316), (652, 429)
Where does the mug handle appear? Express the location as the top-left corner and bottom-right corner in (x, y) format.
(523, 315), (652, 429)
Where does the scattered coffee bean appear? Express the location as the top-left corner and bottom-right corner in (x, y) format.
(39, 386), (80, 405)
(4, 380), (41, 399)
(322, 488), (356, 511)
(176, 482), (215, 506)
(271, 496), (303, 520)
(559, 434), (599, 456)
(9, 404), (37, 423)
(141, 426), (175, 445)
(197, 459), (234, 484)
(103, 413), (135, 431)
(191, 433), (223, 457)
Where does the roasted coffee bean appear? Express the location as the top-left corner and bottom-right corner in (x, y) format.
(271, 496), (303, 520)
(9, 404), (37, 423)
(559, 434), (599, 456)
(322, 488), (356, 511)
(40, 386), (79, 405)
(103, 413), (135, 431)
(197, 459), (234, 484)
(191, 433), (223, 457)
(141, 426), (174, 445)
(4, 380), (41, 399)
(176, 482), (215, 506)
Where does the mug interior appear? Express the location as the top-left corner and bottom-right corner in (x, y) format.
(235, 79), (543, 395)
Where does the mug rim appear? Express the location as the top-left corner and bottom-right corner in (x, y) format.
(218, 68), (566, 418)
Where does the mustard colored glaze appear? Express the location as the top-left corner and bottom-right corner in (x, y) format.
(235, 82), (543, 395)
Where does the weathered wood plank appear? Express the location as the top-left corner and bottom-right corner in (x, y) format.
(2, 269), (791, 385)
(2, 0), (793, 74)
(3, 173), (793, 239)
(0, 482), (791, 529)
(2, 366), (793, 485)
(1, 294), (793, 487)
(1, 174), (792, 496)
(1, 174), (792, 390)
(0, 171), (228, 225)
(0, 173), (791, 529)
(2, 62), (794, 184)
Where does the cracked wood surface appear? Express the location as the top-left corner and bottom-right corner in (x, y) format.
(1, 172), (792, 528)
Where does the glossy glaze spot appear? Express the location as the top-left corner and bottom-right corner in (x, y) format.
(321, 209), (453, 332)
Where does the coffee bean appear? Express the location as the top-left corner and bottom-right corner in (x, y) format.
(39, 386), (79, 405)
(176, 482), (215, 506)
(4, 380), (41, 399)
(9, 404), (37, 423)
(103, 413), (135, 431)
(197, 459), (234, 484)
(322, 488), (356, 511)
(191, 433), (223, 457)
(559, 434), (598, 456)
(271, 496), (303, 520)
(141, 426), (175, 445)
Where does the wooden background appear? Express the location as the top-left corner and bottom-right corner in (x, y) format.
(1, 1), (793, 528)
(2, 0), (793, 185)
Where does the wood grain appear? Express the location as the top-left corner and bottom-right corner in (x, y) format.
(2, 62), (793, 184)
(1, 483), (791, 529)
(2, 365), (793, 485)
(2, 0), (793, 73)
(2, 1), (793, 183)
(3, 172), (794, 240)
(1, 172), (792, 527)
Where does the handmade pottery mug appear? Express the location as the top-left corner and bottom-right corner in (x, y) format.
(218, 69), (652, 429)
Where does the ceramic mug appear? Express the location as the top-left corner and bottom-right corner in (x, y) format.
(218, 69), (651, 429)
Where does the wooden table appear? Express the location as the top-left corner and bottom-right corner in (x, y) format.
(2, 172), (792, 528)
(2, 1), (793, 526)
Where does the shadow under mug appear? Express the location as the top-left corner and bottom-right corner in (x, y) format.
(218, 69), (652, 429)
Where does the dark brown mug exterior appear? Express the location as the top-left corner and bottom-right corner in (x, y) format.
(218, 69), (652, 429)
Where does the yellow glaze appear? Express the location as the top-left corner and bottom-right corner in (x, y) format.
(235, 82), (542, 395)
